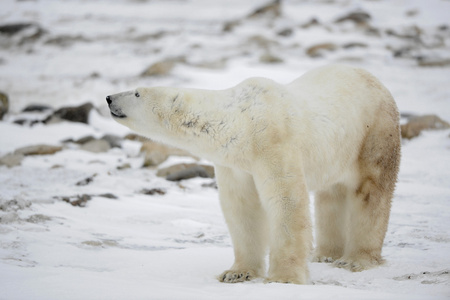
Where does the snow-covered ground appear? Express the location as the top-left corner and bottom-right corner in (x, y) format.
(1, 0), (449, 299)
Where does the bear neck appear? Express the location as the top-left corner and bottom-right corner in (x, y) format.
(158, 87), (247, 164)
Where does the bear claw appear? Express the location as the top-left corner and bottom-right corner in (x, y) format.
(219, 270), (255, 283)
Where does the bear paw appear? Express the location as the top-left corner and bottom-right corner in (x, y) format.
(218, 270), (256, 283)
(265, 267), (309, 285)
(333, 256), (383, 272)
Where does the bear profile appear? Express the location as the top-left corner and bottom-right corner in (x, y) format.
(107, 64), (401, 284)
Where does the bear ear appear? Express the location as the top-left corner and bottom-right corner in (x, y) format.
(135, 91), (140, 98)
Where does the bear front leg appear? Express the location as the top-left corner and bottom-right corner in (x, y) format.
(215, 166), (269, 283)
(253, 162), (312, 284)
(313, 185), (347, 263)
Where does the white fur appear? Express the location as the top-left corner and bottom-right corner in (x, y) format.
(107, 64), (401, 284)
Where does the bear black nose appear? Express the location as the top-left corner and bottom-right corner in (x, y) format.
(106, 96), (112, 105)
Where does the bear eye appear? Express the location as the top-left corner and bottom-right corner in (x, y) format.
(135, 92), (140, 98)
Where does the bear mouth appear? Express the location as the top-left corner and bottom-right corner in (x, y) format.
(110, 111), (127, 118)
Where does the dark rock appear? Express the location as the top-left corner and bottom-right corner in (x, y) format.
(247, 0), (281, 19)
(13, 119), (42, 126)
(98, 193), (118, 199)
(166, 165), (214, 181)
(306, 43), (338, 57)
(259, 53), (284, 64)
(132, 30), (169, 42)
(89, 72), (101, 79)
(140, 188), (166, 196)
(117, 163), (131, 170)
(0, 23), (47, 44)
(342, 42), (368, 49)
(76, 174), (97, 186)
(0, 23), (33, 35)
(364, 27), (381, 37)
(60, 194), (92, 207)
(12, 119), (27, 126)
(157, 163), (215, 181)
(277, 28), (293, 37)
(58, 193), (117, 207)
(124, 133), (148, 143)
(223, 0), (281, 32)
(22, 104), (53, 112)
(386, 26), (421, 41)
(73, 135), (96, 144)
(417, 57), (450, 67)
(222, 0), (281, 32)
(14, 144), (63, 156)
(390, 45), (414, 58)
(405, 9), (419, 17)
(0, 153), (24, 168)
(335, 10), (371, 25)
(400, 112), (416, 119)
(45, 34), (90, 47)
(49, 102), (94, 124)
(0, 91), (8, 120)
(223, 20), (241, 33)
(300, 18), (320, 29)
(438, 24), (449, 31)
(401, 115), (450, 139)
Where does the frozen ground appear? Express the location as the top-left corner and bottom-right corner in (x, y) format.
(1, 0), (450, 299)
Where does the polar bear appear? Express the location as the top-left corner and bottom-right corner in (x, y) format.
(106, 64), (401, 284)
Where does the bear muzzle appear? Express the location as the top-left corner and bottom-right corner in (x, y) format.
(106, 95), (127, 118)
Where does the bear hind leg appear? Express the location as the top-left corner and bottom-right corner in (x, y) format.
(333, 177), (391, 272)
(335, 120), (400, 272)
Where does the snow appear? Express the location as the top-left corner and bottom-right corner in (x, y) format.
(1, 0), (450, 299)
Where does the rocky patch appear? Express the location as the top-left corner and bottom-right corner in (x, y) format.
(26, 214), (52, 224)
(57, 193), (117, 207)
(334, 10), (372, 26)
(48, 102), (94, 124)
(306, 43), (338, 58)
(141, 140), (195, 167)
(141, 57), (186, 77)
(14, 144), (63, 156)
(401, 114), (450, 139)
(223, 0), (281, 33)
(75, 174), (97, 186)
(140, 188), (166, 196)
(393, 270), (449, 285)
(0, 91), (8, 120)
(59, 194), (92, 207)
(157, 163), (215, 181)
(0, 144), (64, 167)
(0, 198), (31, 212)
(0, 153), (24, 168)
